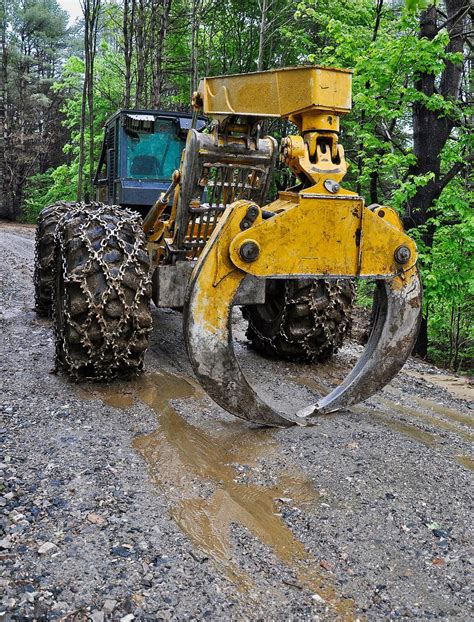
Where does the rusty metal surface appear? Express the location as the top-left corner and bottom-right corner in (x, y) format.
(152, 262), (194, 308)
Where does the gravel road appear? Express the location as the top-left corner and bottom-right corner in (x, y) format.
(1, 222), (472, 621)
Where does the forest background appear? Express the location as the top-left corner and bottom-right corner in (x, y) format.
(0, 0), (472, 371)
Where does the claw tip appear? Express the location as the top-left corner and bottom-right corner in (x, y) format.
(296, 404), (317, 418)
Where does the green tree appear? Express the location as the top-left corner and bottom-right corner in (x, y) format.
(1, 0), (69, 218)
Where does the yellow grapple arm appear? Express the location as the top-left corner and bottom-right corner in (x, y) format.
(183, 66), (421, 426)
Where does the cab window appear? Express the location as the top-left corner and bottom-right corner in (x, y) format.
(125, 119), (184, 180)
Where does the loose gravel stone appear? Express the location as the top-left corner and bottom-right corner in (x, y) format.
(37, 542), (58, 555)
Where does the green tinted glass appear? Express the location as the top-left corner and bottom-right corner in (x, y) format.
(125, 119), (184, 180)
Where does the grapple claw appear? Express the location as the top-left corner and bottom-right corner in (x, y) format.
(183, 200), (422, 428)
(308, 268), (422, 417)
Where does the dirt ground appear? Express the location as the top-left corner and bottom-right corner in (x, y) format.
(1, 222), (472, 621)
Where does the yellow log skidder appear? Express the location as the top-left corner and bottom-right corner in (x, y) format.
(34, 66), (422, 427)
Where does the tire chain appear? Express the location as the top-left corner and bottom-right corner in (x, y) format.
(53, 202), (152, 381)
(245, 279), (354, 362)
(34, 201), (82, 316)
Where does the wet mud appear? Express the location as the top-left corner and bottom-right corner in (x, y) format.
(404, 369), (473, 402)
(80, 371), (355, 618)
(293, 372), (472, 451)
(455, 455), (474, 471)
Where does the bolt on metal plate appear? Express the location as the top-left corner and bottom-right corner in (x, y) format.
(323, 179), (340, 194)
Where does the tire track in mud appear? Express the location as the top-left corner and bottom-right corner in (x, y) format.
(78, 371), (357, 620)
(292, 373), (473, 467)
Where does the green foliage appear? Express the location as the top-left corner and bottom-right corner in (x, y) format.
(23, 165), (78, 222)
(293, 0), (471, 370)
(424, 171), (473, 371)
(405, 0), (430, 14)
(23, 47), (124, 220)
(354, 280), (375, 310)
(1, 0), (72, 219)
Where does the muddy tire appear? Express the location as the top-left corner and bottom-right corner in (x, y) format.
(34, 201), (81, 317)
(242, 279), (354, 363)
(53, 203), (152, 380)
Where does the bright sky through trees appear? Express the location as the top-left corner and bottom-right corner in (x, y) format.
(58, 0), (82, 24)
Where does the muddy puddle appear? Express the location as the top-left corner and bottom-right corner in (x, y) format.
(381, 391), (473, 443)
(78, 371), (355, 617)
(411, 395), (473, 429)
(455, 455), (474, 471)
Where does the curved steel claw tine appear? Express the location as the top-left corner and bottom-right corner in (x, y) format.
(183, 254), (303, 427)
(299, 268), (423, 418)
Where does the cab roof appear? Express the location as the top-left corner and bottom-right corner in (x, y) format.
(105, 108), (198, 127)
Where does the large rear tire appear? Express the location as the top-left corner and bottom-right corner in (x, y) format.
(53, 203), (152, 380)
(34, 201), (80, 317)
(242, 279), (354, 363)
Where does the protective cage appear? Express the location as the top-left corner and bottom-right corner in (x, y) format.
(167, 129), (278, 261)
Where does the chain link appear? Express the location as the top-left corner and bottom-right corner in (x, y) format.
(34, 201), (81, 315)
(245, 279), (355, 362)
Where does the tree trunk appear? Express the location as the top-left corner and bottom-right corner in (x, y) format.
(123, 0), (134, 107)
(78, 0), (101, 202)
(189, 0), (200, 103)
(135, 0), (146, 107)
(357, 0), (384, 197)
(369, 170), (378, 204)
(87, 0), (100, 196)
(257, 0), (269, 71)
(77, 3), (90, 202)
(453, 304), (461, 371)
(151, 0), (172, 108)
(405, 0), (469, 357)
(0, 1), (7, 218)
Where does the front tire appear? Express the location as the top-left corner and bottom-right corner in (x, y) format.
(53, 203), (152, 380)
(243, 278), (354, 363)
(34, 201), (80, 317)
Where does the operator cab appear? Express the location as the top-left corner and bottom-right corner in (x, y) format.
(94, 109), (206, 215)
